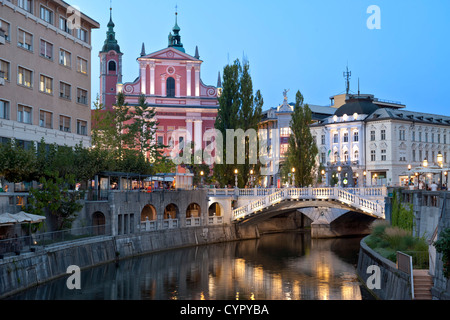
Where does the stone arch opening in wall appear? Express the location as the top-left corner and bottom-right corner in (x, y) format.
(164, 203), (179, 219)
(92, 211), (106, 235)
(141, 204), (156, 222)
(208, 202), (223, 217)
(186, 203), (201, 218)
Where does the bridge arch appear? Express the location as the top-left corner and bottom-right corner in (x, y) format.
(141, 204), (157, 221)
(164, 203), (179, 219)
(208, 202), (223, 217)
(92, 211), (106, 235)
(186, 203), (201, 218)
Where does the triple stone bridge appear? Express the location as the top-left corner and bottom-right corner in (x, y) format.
(83, 186), (387, 239)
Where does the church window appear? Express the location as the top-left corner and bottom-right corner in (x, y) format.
(108, 60), (116, 72)
(166, 77), (175, 97)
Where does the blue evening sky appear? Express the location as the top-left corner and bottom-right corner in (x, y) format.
(74, 0), (450, 115)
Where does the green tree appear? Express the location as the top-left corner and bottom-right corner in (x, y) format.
(434, 228), (450, 279)
(125, 94), (159, 160)
(91, 92), (131, 160)
(281, 91), (318, 187)
(214, 59), (263, 188)
(0, 139), (37, 183)
(27, 175), (83, 230)
(214, 60), (241, 187)
(391, 189), (414, 232)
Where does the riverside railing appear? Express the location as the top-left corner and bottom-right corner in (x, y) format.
(0, 224), (111, 258)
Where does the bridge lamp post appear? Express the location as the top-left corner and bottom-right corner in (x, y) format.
(200, 171), (204, 188)
(423, 158), (428, 186)
(363, 171), (367, 188)
(445, 171), (448, 190)
(234, 169), (239, 188)
(337, 166), (342, 187)
(250, 169), (254, 188)
(321, 169), (326, 186)
(407, 164), (412, 187)
(437, 152), (444, 188)
(291, 168), (296, 187)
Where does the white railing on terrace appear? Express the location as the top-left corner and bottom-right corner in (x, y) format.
(231, 187), (386, 221)
(207, 187), (387, 198)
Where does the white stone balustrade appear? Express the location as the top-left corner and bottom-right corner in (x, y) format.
(231, 187), (386, 221)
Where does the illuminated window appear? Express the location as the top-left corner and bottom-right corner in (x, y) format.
(39, 75), (53, 94)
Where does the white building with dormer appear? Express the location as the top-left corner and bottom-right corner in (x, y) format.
(310, 94), (450, 187)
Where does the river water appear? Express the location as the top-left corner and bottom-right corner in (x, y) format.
(9, 232), (369, 300)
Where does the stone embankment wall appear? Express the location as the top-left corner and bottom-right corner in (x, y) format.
(357, 237), (412, 300)
(0, 224), (259, 299)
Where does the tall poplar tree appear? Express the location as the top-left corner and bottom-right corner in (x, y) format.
(282, 91), (318, 187)
(214, 59), (263, 187)
(214, 60), (241, 187)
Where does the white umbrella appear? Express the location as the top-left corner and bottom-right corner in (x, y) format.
(15, 211), (46, 223)
(0, 212), (24, 224)
(0, 213), (16, 226)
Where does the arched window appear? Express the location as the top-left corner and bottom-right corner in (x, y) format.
(141, 205), (156, 221)
(108, 60), (116, 72)
(333, 151), (339, 163)
(344, 150), (349, 162)
(166, 77), (175, 97)
(354, 149), (359, 161)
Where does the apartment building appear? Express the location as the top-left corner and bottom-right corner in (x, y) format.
(310, 94), (450, 187)
(0, 0), (100, 147)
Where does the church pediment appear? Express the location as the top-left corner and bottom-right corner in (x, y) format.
(140, 47), (200, 62)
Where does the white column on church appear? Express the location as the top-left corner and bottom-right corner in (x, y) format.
(186, 64), (192, 97)
(150, 63), (155, 95)
(194, 65), (200, 97)
(176, 75), (181, 98)
(161, 74), (167, 97)
(186, 119), (193, 146)
(194, 119), (203, 152)
(140, 64), (147, 95)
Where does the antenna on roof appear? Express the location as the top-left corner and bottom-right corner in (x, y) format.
(343, 64), (351, 95)
(358, 78), (360, 96)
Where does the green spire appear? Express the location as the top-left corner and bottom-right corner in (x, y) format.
(101, 7), (121, 54)
(168, 11), (185, 53)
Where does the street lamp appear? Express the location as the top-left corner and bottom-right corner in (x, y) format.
(200, 170), (204, 188)
(291, 168), (296, 187)
(337, 166), (342, 187)
(445, 171), (448, 190)
(250, 169), (254, 188)
(321, 169), (326, 186)
(407, 164), (412, 187)
(363, 170), (367, 188)
(438, 152), (444, 188)
(423, 158), (428, 168)
(234, 169), (238, 188)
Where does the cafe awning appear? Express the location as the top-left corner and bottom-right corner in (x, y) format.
(0, 212), (46, 226)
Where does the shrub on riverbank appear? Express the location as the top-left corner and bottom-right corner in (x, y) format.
(365, 220), (429, 268)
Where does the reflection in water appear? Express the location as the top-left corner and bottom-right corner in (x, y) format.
(8, 232), (364, 300)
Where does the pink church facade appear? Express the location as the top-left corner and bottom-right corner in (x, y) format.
(98, 12), (220, 184)
(119, 46), (219, 153)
